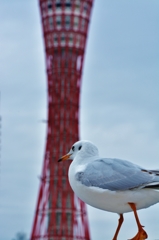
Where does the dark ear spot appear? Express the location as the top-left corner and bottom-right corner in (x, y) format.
(78, 146), (82, 150)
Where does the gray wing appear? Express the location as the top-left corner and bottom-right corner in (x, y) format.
(75, 158), (159, 191)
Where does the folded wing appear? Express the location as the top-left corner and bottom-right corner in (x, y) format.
(75, 158), (159, 191)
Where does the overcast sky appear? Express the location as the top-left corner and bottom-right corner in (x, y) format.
(0, 1), (159, 240)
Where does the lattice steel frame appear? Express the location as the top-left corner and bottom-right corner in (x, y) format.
(31, 1), (93, 239)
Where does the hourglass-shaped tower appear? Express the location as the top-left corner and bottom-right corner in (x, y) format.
(31, 1), (93, 239)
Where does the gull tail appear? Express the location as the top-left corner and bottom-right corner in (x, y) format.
(144, 184), (159, 190)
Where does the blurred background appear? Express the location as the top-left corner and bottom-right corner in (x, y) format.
(0, 0), (159, 239)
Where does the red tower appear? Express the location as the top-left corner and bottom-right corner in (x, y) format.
(31, 1), (93, 239)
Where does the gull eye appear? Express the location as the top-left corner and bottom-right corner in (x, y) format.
(72, 146), (75, 151)
(78, 146), (82, 150)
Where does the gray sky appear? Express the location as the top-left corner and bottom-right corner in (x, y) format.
(0, 1), (159, 240)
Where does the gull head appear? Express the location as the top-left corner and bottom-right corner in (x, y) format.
(58, 140), (99, 162)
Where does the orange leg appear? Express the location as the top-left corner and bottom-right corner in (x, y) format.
(128, 202), (148, 240)
(112, 214), (124, 240)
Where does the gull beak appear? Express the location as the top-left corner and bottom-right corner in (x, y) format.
(58, 153), (72, 162)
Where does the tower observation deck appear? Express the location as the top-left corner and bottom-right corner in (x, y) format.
(31, 1), (93, 239)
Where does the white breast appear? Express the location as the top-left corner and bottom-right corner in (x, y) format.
(68, 163), (159, 214)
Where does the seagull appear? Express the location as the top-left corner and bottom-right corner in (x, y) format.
(58, 140), (159, 240)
